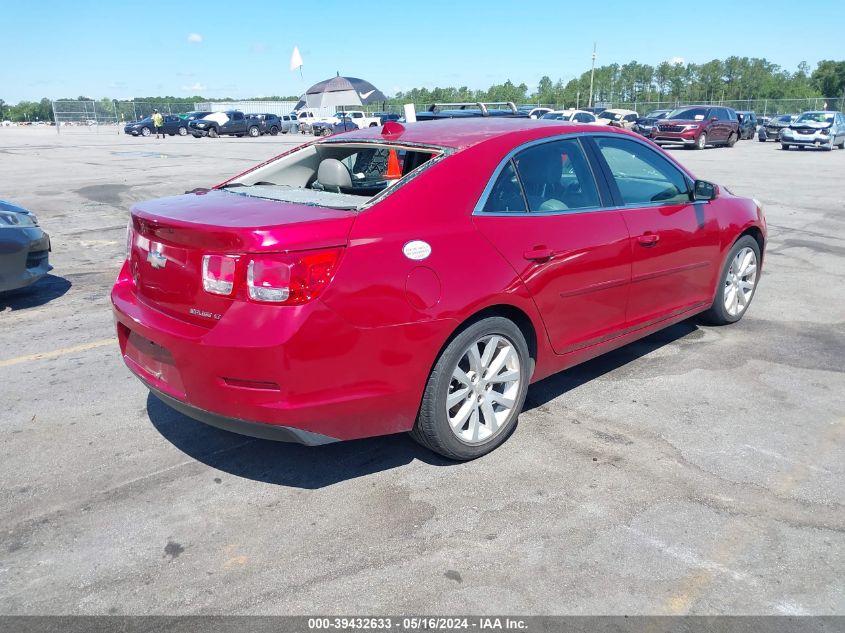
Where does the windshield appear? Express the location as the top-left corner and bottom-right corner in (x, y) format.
(541, 112), (568, 120)
(645, 110), (668, 119)
(667, 107), (710, 121)
(795, 112), (834, 124)
(598, 111), (621, 120)
(219, 142), (445, 209)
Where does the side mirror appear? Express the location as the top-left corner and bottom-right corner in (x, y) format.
(693, 180), (717, 201)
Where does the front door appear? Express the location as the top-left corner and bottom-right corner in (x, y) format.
(589, 135), (721, 327)
(473, 136), (632, 355)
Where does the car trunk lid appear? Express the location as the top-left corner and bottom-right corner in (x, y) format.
(129, 190), (355, 327)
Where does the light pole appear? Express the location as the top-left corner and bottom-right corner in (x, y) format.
(588, 42), (597, 108)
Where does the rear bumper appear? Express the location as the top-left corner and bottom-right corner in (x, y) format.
(111, 261), (451, 442)
(147, 384), (338, 445)
(0, 228), (52, 292)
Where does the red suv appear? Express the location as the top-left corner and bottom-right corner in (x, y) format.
(651, 106), (740, 149)
(112, 119), (766, 460)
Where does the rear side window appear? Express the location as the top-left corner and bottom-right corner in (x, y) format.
(483, 161), (526, 213)
(512, 138), (600, 212)
(593, 136), (690, 206)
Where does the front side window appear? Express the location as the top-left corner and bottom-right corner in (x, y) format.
(512, 138), (600, 212)
(593, 136), (690, 206)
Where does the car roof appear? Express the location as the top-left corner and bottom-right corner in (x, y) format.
(317, 117), (625, 150)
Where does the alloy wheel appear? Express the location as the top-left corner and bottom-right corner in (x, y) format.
(724, 247), (757, 317)
(446, 335), (521, 445)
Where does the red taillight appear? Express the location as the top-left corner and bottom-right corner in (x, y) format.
(246, 248), (342, 305)
(202, 254), (237, 296)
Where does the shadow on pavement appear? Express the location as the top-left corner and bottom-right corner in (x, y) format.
(524, 319), (699, 410)
(0, 274), (71, 311)
(146, 392), (455, 489)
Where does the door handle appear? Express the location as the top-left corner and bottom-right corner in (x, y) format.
(637, 233), (660, 247)
(523, 246), (554, 261)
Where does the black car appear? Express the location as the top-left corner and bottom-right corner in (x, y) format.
(246, 113), (282, 136)
(123, 114), (187, 137)
(312, 116), (359, 136)
(758, 114), (794, 142)
(372, 112), (401, 125)
(631, 109), (672, 137)
(737, 111), (758, 140)
(189, 111), (258, 138)
(0, 200), (51, 293)
(413, 103), (529, 122)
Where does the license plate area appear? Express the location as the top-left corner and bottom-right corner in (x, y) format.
(124, 329), (186, 397)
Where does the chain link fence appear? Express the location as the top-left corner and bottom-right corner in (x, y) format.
(51, 100), (204, 133)
(49, 96), (843, 132)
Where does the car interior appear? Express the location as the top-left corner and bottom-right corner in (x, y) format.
(219, 142), (442, 209)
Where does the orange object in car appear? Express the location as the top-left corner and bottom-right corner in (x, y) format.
(384, 149), (402, 179)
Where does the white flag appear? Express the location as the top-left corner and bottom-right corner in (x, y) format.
(290, 46), (303, 71)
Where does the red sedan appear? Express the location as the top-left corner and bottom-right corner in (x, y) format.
(112, 119), (766, 460)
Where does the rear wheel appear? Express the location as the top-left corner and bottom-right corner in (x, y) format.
(321, 127), (332, 136)
(836, 138), (844, 149)
(726, 132), (737, 147)
(701, 236), (760, 325)
(208, 127), (218, 138)
(248, 126), (260, 137)
(269, 126), (279, 136)
(411, 317), (530, 461)
(781, 143), (790, 150)
(695, 132), (707, 149)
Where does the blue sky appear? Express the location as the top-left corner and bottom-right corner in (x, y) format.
(1, 0), (840, 103)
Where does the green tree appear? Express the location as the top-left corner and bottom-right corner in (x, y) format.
(811, 60), (845, 107)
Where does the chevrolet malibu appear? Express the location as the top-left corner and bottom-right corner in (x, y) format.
(112, 119), (767, 460)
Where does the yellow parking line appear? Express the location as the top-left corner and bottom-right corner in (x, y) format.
(0, 337), (116, 369)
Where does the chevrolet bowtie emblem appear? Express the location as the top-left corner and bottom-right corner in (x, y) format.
(147, 249), (167, 269)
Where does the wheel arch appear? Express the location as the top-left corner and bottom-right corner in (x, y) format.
(431, 303), (542, 383)
(739, 225), (765, 265)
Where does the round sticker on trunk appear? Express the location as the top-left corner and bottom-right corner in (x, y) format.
(403, 240), (432, 261)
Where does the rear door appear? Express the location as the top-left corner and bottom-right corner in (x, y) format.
(588, 134), (720, 326)
(473, 136), (632, 354)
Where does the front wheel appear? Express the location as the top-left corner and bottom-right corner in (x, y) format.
(248, 126), (260, 138)
(140, 127), (151, 137)
(701, 236), (761, 325)
(781, 143), (790, 150)
(411, 317), (530, 460)
(178, 126), (187, 136)
(695, 132), (707, 149)
(208, 128), (218, 138)
(726, 132), (737, 147)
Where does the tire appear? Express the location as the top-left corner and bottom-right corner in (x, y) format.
(758, 137), (766, 142)
(140, 127), (151, 137)
(321, 127), (332, 137)
(269, 126), (279, 136)
(368, 122), (378, 127)
(281, 127), (289, 134)
(695, 132), (706, 149)
(700, 235), (761, 326)
(726, 132), (737, 147)
(208, 128), (218, 138)
(178, 126), (187, 136)
(248, 126), (260, 138)
(836, 139), (844, 149)
(781, 144), (790, 150)
(410, 317), (530, 461)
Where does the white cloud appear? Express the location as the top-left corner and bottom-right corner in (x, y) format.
(187, 33), (202, 43)
(670, 56), (685, 65)
(182, 82), (207, 92)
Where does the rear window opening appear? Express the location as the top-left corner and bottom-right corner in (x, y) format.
(219, 142), (445, 210)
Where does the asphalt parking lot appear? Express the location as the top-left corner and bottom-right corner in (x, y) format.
(0, 127), (843, 616)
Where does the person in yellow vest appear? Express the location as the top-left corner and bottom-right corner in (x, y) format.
(152, 110), (164, 139)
